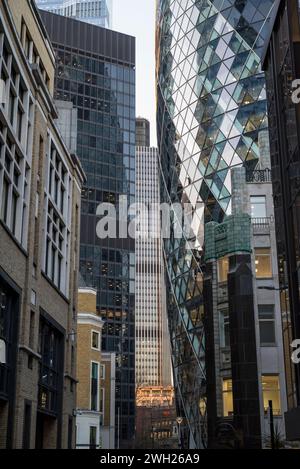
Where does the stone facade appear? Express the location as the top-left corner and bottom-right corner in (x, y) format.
(0, 0), (85, 448)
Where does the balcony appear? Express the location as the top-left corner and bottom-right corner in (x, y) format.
(246, 168), (272, 183)
(252, 217), (272, 235)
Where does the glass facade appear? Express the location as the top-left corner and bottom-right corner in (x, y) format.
(40, 11), (136, 447)
(36, 0), (112, 28)
(156, 0), (274, 448)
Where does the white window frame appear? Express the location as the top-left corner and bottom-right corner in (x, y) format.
(91, 330), (100, 351)
(90, 360), (100, 412)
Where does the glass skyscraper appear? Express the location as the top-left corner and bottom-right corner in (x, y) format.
(39, 10), (136, 447)
(156, 0), (274, 448)
(37, 0), (112, 28)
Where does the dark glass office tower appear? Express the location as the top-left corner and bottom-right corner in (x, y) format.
(263, 0), (300, 442)
(39, 11), (136, 447)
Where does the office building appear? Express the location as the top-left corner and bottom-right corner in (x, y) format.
(135, 386), (178, 449)
(39, 10), (136, 447)
(156, 0), (275, 448)
(204, 138), (287, 448)
(0, 0), (85, 448)
(136, 117), (150, 148)
(36, 0), (112, 28)
(135, 141), (171, 387)
(76, 287), (115, 449)
(262, 0), (300, 443)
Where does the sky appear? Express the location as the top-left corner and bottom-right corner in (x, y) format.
(113, 0), (157, 146)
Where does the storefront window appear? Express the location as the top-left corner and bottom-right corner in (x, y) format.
(262, 375), (281, 416)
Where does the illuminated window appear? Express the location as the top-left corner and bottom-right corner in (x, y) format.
(255, 248), (272, 278)
(222, 379), (233, 417)
(218, 257), (229, 283)
(262, 375), (281, 416)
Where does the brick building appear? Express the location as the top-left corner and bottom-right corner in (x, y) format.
(76, 287), (116, 449)
(0, 0), (85, 448)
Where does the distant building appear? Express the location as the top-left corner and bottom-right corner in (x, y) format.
(204, 137), (287, 448)
(135, 145), (171, 387)
(136, 118), (150, 148)
(135, 386), (178, 449)
(76, 288), (115, 449)
(0, 0), (85, 448)
(36, 0), (112, 28)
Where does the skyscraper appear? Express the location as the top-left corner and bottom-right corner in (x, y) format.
(135, 129), (171, 387)
(39, 10), (136, 447)
(36, 0), (112, 28)
(136, 117), (150, 147)
(156, 0), (275, 448)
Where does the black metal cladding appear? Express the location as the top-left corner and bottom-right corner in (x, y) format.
(263, 0), (300, 439)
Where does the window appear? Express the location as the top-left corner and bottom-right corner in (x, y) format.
(219, 311), (230, 348)
(262, 375), (281, 416)
(258, 305), (276, 346)
(251, 196), (267, 219)
(91, 361), (99, 411)
(100, 364), (105, 379)
(22, 401), (32, 449)
(218, 257), (229, 283)
(44, 141), (70, 295)
(99, 387), (104, 414)
(89, 426), (97, 450)
(222, 379), (233, 417)
(38, 316), (64, 415)
(255, 248), (272, 278)
(91, 331), (100, 350)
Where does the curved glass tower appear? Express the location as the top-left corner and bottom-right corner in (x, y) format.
(156, 0), (274, 448)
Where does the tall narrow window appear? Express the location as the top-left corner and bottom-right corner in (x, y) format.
(89, 426), (97, 450)
(22, 401), (32, 449)
(219, 311), (230, 348)
(222, 379), (233, 417)
(1, 177), (9, 223)
(250, 196), (267, 219)
(258, 305), (276, 346)
(91, 362), (99, 411)
(218, 257), (229, 283)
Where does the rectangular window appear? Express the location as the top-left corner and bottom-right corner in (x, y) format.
(258, 305), (276, 346)
(89, 426), (97, 450)
(99, 387), (104, 414)
(100, 364), (105, 380)
(218, 257), (229, 283)
(91, 362), (99, 411)
(250, 196), (267, 219)
(222, 379), (233, 417)
(1, 177), (9, 223)
(22, 401), (32, 449)
(255, 248), (272, 278)
(91, 331), (100, 350)
(262, 375), (281, 416)
(219, 311), (230, 348)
